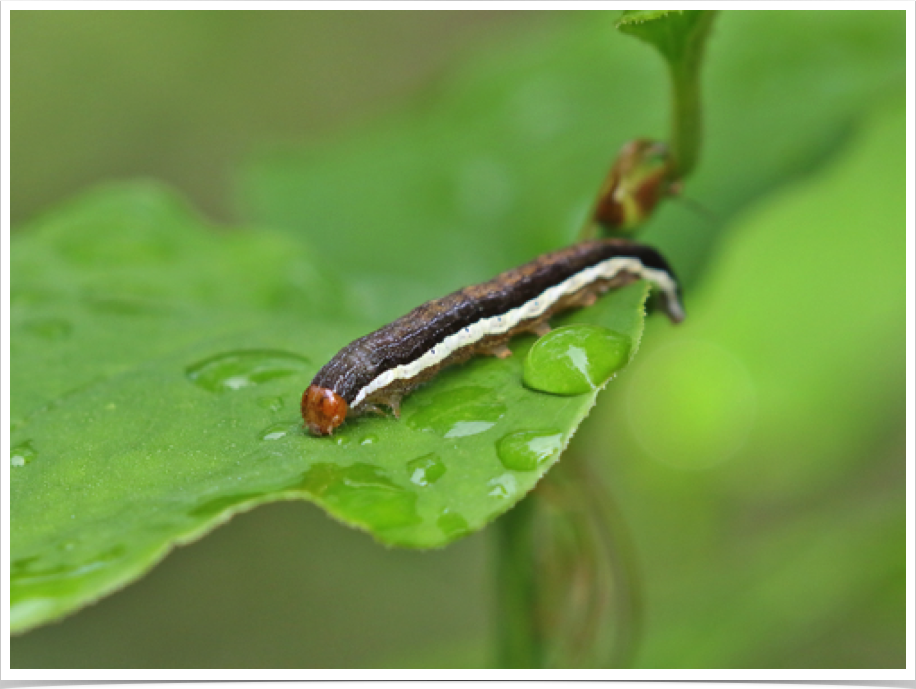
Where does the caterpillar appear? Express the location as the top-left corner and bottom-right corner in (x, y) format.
(302, 238), (683, 436)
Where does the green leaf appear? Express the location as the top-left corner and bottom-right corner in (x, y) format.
(616, 10), (715, 64)
(10, 183), (652, 633)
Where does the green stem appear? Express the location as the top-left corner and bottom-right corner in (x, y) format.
(669, 58), (702, 179)
(495, 496), (542, 668)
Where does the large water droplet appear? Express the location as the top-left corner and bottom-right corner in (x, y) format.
(186, 349), (310, 393)
(496, 429), (564, 471)
(523, 325), (631, 395)
(406, 453), (446, 486)
(407, 386), (505, 438)
(11, 441), (37, 467)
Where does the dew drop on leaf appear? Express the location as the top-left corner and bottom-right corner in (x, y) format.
(437, 508), (469, 537)
(10, 441), (37, 467)
(487, 473), (518, 499)
(258, 421), (294, 441)
(496, 429), (564, 471)
(523, 324), (631, 395)
(406, 453), (446, 486)
(185, 349), (310, 393)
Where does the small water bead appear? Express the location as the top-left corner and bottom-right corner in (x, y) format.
(10, 441), (37, 467)
(185, 349), (310, 393)
(496, 429), (564, 471)
(406, 453), (446, 487)
(487, 473), (518, 499)
(360, 435), (378, 446)
(437, 509), (470, 537)
(444, 421), (496, 438)
(523, 324), (632, 395)
(258, 421), (296, 441)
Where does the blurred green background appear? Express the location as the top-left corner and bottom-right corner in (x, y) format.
(10, 10), (906, 668)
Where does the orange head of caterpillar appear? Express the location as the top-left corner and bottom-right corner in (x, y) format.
(302, 385), (349, 436)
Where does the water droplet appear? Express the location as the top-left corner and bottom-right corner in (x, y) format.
(360, 435), (378, 446)
(334, 435), (353, 447)
(22, 318), (71, 340)
(523, 325), (631, 395)
(437, 509), (469, 537)
(444, 421), (496, 438)
(258, 421), (295, 441)
(487, 473), (518, 499)
(407, 386), (505, 438)
(406, 453), (446, 486)
(257, 396), (285, 412)
(293, 463), (420, 530)
(10, 441), (37, 467)
(496, 429), (564, 471)
(186, 349), (310, 393)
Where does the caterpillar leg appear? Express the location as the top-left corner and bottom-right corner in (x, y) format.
(531, 321), (552, 337)
(483, 342), (514, 359)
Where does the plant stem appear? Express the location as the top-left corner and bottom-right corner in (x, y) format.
(495, 496), (542, 668)
(669, 57), (702, 179)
